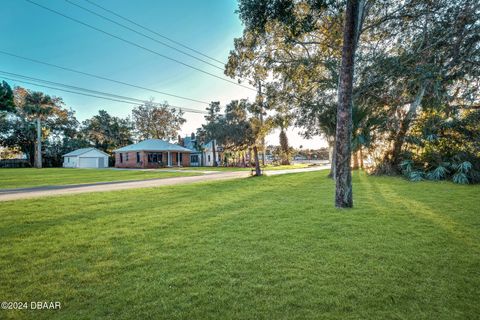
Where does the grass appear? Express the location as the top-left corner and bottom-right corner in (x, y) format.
(0, 168), (200, 189)
(0, 171), (479, 319)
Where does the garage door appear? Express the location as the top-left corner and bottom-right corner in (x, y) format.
(79, 157), (98, 168)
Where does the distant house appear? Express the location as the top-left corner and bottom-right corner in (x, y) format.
(63, 148), (109, 168)
(294, 154), (308, 161)
(202, 140), (223, 166)
(183, 136), (203, 166)
(114, 139), (191, 168)
(182, 135), (223, 167)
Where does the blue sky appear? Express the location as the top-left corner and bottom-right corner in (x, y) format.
(1, 0), (326, 148)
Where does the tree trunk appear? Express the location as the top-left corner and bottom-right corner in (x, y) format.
(334, 0), (360, 208)
(327, 138), (336, 179)
(359, 147), (364, 169)
(390, 120), (409, 167)
(389, 84), (426, 167)
(256, 81), (266, 167)
(212, 139), (217, 167)
(253, 145), (261, 176)
(248, 148), (252, 167)
(35, 117), (42, 169)
(279, 129), (290, 165)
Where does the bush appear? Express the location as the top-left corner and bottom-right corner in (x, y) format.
(394, 109), (479, 184)
(401, 157), (478, 184)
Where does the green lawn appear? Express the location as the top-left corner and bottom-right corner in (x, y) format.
(0, 168), (200, 189)
(0, 171), (479, 319)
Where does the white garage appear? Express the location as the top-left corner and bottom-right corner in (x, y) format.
(63, 148), (109, 168)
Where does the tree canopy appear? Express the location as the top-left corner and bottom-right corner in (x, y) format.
(132, 100), (186, 141)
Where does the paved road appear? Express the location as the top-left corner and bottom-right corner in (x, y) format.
(0, 166), (329, 202)
(264, 165), (330, 176)
(0, 171), (250, 202)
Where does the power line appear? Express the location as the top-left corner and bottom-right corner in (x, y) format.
(65, 0), (224, 71)
(24, 0), (256, 92)
(2, 76), (143, 107)
(0, 71), (208, 114)
(0, 50), (210, 105)
(83, 0), (226, 66)
(0, 70), (207, 114)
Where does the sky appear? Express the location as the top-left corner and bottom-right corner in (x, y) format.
(1, 0), (327, 149)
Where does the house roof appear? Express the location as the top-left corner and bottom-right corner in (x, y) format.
(183, 137), (200, 152)
(114, 139), (192, 153)
(63, 147), (109, 157)
(203, 140), (222, 151)
(203, 140), (213, 149)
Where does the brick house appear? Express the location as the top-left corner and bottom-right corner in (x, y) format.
(114, 139), (191, 168)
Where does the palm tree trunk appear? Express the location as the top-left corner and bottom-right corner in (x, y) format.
(334, 0), (360, 208)
(253, 145), (261, 176)
(35, 117), (42, 169)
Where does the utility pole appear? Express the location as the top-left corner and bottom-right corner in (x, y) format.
(258, 81), (265, 167)
(35, 117), (42, 168)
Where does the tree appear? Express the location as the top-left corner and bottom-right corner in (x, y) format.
(266, 82), (296, 165)
(0, 81), (15, 113)
(213, 100), (252, 153)
(198, 99), (272, 174)
(334, 0), (363, 208)
(274, 113), (293, 165)
(203, 102), (221, 166)
(22, 91), (64, 168)
(231, 0), (479, 191)
(279, 130), (289, 164)
(132, 100), (186, 141)
(400, 107), (480, 184)
(248, 101), (273, 175)
(1, 86), (78, 167)
(229, 0), (346, 180)
(351, 104), (384, 169)
(42, 108), (85, 167)
(81, 110), (133, 155)
(355, 0), (480, 172)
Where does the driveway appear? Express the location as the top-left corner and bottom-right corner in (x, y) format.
(0, 165), (329, 202)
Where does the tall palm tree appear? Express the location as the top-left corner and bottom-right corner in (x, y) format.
(351, 104), (385, 169)
(23, 92), (56, 168)
(274, 112), (293, 165)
